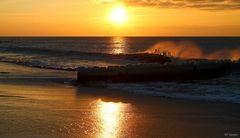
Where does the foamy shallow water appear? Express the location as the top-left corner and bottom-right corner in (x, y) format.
(108, 73), (240, 104)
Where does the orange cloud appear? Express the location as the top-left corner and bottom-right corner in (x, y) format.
(99, 0), (240, 10)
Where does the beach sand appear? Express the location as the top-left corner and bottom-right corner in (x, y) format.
(0, 62), (239, 138)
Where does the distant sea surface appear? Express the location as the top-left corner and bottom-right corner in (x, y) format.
(0, 37), (240, 103)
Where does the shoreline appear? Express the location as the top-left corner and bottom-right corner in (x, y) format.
(0, 62), (239, 137)
(1, 61), (239, 105)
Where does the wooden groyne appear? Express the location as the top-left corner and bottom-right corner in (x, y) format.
(77, 60), (232, 82)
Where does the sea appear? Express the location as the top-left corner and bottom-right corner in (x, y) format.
(0, 37), (240, 104)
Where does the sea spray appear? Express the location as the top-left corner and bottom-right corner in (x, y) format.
(146, 41), (240, 61)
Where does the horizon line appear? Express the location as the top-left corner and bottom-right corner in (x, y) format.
(0, 35), (240, 37)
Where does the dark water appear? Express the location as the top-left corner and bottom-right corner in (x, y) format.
(0, 37), (240, 103)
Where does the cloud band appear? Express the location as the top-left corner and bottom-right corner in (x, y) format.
(99, 0), (240, 10)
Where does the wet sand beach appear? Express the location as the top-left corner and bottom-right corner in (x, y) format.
(0, 62), (239, 138)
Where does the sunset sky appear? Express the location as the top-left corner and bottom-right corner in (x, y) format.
(0, 0), (240, 36)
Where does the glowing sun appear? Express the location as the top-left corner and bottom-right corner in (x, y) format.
(110, 6), (127, 24)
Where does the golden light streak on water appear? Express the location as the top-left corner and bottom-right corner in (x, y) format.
(110, 37), (126, 54)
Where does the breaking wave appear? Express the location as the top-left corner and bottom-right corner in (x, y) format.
(146, 41), (240, 61)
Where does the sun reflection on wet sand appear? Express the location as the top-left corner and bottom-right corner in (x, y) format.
(96, 99), (130, 138)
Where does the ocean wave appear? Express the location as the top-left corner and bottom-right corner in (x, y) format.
(0, 46), (173, 71)
(0, 53), (128, 71)
(1, 37), (239, 104)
